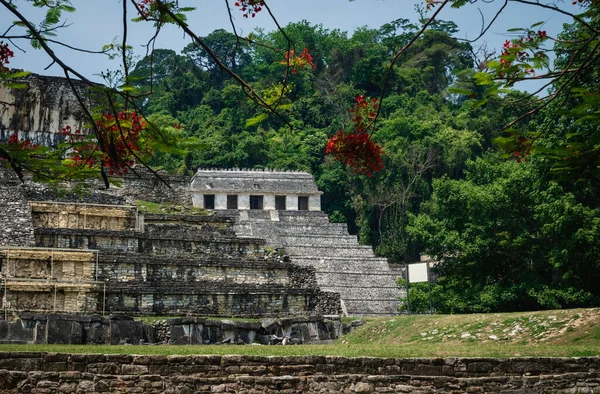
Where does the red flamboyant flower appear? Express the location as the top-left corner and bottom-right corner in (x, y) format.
(61, 111), (151, 176)
(137, 0), (155, 17)
(1, 134), (38, 162)
(326, 129), (384, 176)
(281, 48), (316, 73)
(325, 96), (385, 176)
(0, 41), (14, 72)
(234, 0), (264, 18)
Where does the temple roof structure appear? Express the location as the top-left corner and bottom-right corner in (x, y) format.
(191, 169), (322, 195)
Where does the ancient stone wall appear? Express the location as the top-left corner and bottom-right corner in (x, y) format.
(0, 74), (93, 147)
(20, 171), (191, 206)
(0, 249), (96, 280)
(0, 353), (597, 393)
(0, 249), (100, 313)
(0, 170), (35, 248)
(31, 202), (139, 231)
(0, 171), (343, 317)
(0, 200), (341, 316)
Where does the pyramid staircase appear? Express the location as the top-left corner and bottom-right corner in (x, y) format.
(233, 210), (401, 315)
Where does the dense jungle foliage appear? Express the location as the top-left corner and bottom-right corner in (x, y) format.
(130, 17), (600, 313)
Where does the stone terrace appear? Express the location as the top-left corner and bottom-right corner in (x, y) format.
(0, 201), (340, 317)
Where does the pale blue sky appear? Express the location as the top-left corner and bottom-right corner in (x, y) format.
(1, 0), (572, 87)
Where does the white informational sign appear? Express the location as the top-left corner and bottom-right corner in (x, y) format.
(408, 262), (429, 283)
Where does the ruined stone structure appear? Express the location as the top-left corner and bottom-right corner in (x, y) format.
(0, 73), (400, 320)
(0, 313), (347, 345)
(0, 171), (399, 317)
(0, 193), (338, 317)
(0, 73), (93, 147)
(233, 209), (401, 315)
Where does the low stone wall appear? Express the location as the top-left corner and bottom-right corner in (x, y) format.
(0, 314), (345, 345)
(0, 354), (597, 393)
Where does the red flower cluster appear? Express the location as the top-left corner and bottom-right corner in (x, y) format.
(350, 95), (377, 131)
(137, 0), (155, 17)
(6, 133), (37, 150)
(326, 130), (384, 176)
(234, 0), (264, 18)
(59, 126), (95, 167)
(60, 112), (150, 176)
(0, 41), (14, 72)
(96, 112), (148, 175)
(508, 133), (532, 163)
(325, 95), (385, 176)
(281, 48), (316, 74)
(497, 30), (548, 80)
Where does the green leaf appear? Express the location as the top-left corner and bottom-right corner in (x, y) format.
(447, 87), (474, 96)
(7, 71), (30, 79)
(4, 82), (28, 89)
(246, 113), (268, 128)
(473, 72), (494, 86)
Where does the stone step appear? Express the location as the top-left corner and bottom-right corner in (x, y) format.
(269, 234), (359, 247)
(237, 222), (349, 236)
(316, 271), (399, 288)
(35, 230), (264, 258)
(321, 285), (401, 300)
(277, 211), (332, 223)
(283, 245), (375, 258)
(289, 256), (393, 271)
(342, 299), (400, 316)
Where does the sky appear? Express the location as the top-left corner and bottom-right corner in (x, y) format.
(1, 0), (573, 88)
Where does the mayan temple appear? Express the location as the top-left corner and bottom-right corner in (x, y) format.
(0, 74), (401, 347)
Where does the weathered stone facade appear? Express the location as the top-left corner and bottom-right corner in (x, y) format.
(0, 353), (597, 393)
(0, 171), (35, 248)
(0, 73), (93, 147)
(0, 249), (99, 313)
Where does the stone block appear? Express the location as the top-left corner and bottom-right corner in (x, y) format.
(121, 364), (149, 375)
(8, 319), (33, 343)
(109, 319), (144, 345)
(83, 321), (107, 344)
(169, 325), (189, 345)
(47, 319), (81, 345)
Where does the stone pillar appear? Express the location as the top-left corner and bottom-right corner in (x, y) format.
(191, 193), (203, 208)
(215, 194), (227, 210)
(309, 195), (321, 211)
(238, 194), (250, 210)
(263, 194), (275, 210)
(286, 195), (298, 211)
